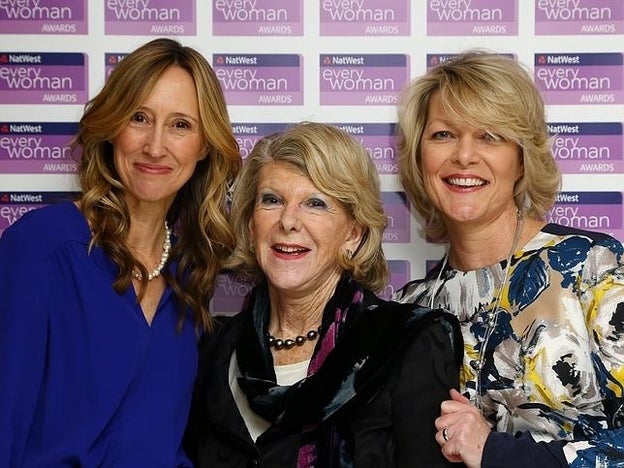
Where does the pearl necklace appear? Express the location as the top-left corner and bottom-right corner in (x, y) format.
(430, 209), (524, 411)
(267, 327), (321, 350)
(132, 221), (171, 281)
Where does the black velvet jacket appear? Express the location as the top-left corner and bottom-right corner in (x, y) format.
(184, 280), (463, 467)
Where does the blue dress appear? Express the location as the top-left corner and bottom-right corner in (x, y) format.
(0, 201), (197, 467)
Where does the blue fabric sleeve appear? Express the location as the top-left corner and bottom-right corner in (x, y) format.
(482, 431), (568, 468)
(0, 223), (49, 465)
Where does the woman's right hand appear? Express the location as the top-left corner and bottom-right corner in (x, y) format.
(435, 388), (491, 467)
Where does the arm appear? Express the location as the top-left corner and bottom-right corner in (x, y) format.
(391, 318), (461, 467)
(0, 225), (49, 465)
(183, 315), (231, 464)
(557, 240), (624, 465)
(436, 390), (568, 468)
(182, 330), (212, 465)
(462, 238), (624, 468)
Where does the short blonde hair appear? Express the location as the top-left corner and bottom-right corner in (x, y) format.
(397, 50), (561, 242)
(227, 122), (389, 292)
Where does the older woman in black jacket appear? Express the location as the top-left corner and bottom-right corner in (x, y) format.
(184, 122), (463, 467)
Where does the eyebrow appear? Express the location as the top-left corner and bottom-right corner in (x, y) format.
(136, 106), (200, 123)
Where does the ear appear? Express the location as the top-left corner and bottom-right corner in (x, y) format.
(344, 221), (365, 254)
(248, 217), (255, 242)
(515, 147), (524, 182)
(199, 145), (210, 161)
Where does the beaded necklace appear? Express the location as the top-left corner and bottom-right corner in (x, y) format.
(132, 221), (171, 281)
(267, 327), (321, 350)
(430, 210), (524, 410)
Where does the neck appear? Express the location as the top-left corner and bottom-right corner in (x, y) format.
(267, 275), (339, 337)
(446, 209), (531, 271)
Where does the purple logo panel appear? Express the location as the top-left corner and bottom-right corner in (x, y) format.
(213, 0), (303, 36)
(319, 0), (410, 36)
(214, 54), (303, 105)
(320, 54), (409, 106)
(534, 53), (624, 105)
(427, 0), (518, 36)
(425, 259), (441, 275)
(0, 122), (79, 174)
(104, 53), (129, 80)
(105, 0), (195, 35)
(426, 52), (515, 71)
(382, 191), (410, 244)
(549, 122), (623, 174)
(549, 191), (623, 241)
(378, 259), (410, 300)
(332, 123), (398, 174)
(535, 0), (623, 35)
(0, 0), (88, 34)
(0, 52), (88, 104)
(212, 273), (252, 316)
(232, 122), (290, 159)
(0, 191), (78, 238)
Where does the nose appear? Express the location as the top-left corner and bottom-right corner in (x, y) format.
(279, 204), (301, 232)
(453, 136), (478, 166)
(143, 126), (167, 158)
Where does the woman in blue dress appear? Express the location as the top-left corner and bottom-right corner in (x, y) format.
(0, 38), (241, 466)
(395, 50), (624, 467)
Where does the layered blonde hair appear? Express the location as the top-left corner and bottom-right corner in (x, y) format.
(73, 38), (241, 330)
(226, 122), (389, 292)
(397, 50), (561, 242)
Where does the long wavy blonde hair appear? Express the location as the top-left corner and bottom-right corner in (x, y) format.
(73, 38), (241, 331)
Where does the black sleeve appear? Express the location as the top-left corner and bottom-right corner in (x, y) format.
(391, 319), (462, 468)
(182, 316), (230, 465)
(482, 430), (568, 468)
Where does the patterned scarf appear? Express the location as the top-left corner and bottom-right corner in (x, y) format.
(236, 275), (457, 467)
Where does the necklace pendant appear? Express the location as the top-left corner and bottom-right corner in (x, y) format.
(470, 360), (483, 371)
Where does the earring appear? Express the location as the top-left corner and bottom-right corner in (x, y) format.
(250, 240), (255, 253)
(346, 249), (353, 260)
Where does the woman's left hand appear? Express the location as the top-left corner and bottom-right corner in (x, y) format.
(435, 388), (491, 468)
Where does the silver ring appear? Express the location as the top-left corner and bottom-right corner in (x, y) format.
(442, 426), (449, 442)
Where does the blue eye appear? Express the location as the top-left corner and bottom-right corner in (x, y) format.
(432, 130), (452, 139)
(306, 198), (327, 209)
(260, 193), (280, 205)
(483, 132), (503, 142)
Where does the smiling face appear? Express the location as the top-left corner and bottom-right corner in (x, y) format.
(420, 92), (523, 229)
(113, 66), (207, 212)
(250, 162), (363, 299)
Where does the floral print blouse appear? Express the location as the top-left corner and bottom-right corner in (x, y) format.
(394, 224), (624, 467)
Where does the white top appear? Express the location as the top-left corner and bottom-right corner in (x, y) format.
(228, 351), (310, 442)
(274, 359), (310, 386)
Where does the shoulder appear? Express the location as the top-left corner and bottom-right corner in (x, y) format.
(543, 223), (623, 253)
(0, 202), (90, 273)
(367, 291), (459, 328)
(363, 292), (462, 360)
(539, 224), (624, 275)
(1, 201), (88, 255)
(198, 313), (243, 355)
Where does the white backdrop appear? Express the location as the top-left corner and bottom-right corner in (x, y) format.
(1, 0), (623, 313)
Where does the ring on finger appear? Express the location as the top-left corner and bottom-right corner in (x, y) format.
(442, 426), (450, 442)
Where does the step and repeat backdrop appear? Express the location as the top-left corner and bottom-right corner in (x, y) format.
(1, 0), (623, 314)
